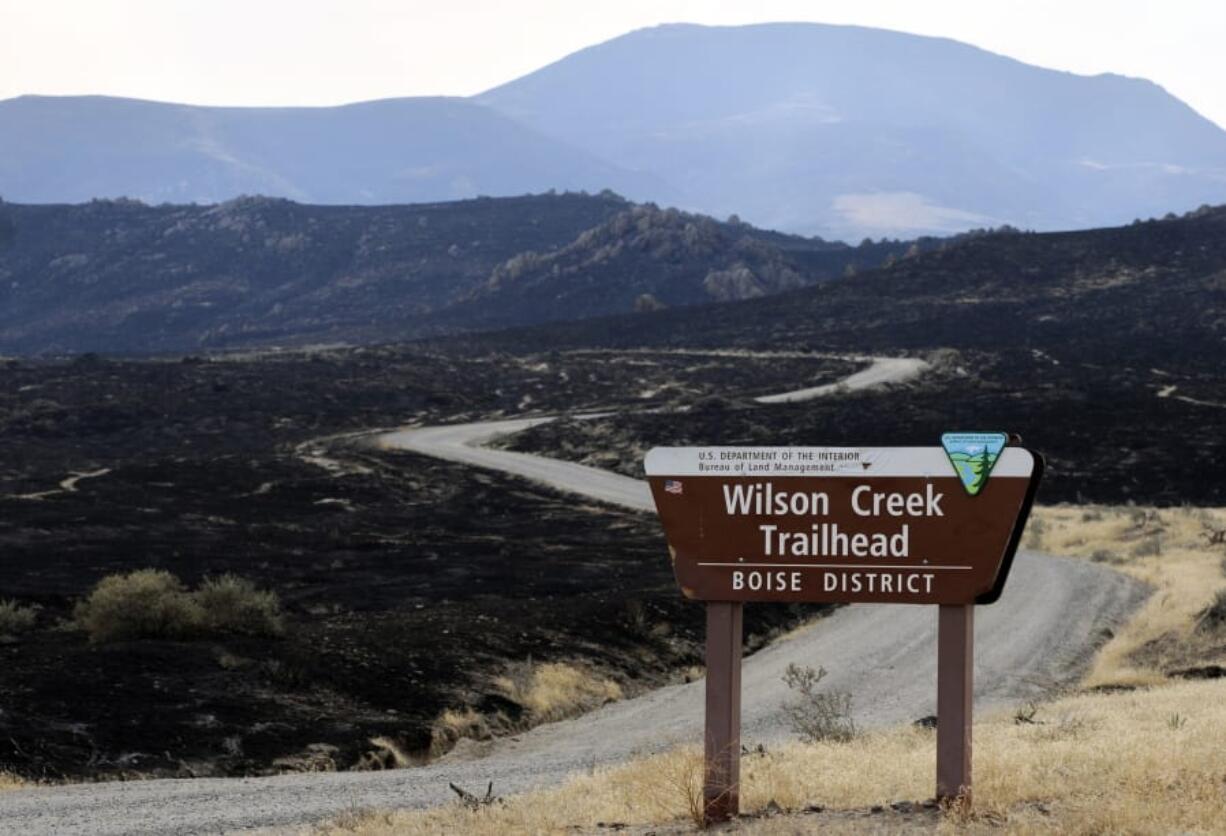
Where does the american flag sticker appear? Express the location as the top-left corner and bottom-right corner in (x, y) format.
(664, 479), (683, 495)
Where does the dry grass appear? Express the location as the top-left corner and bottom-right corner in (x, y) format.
(0, 773), (25, 791)
(318, 504), (1226, 834)
(0, 598), (38, 637)
(429, 707), (491, 757)
(316, 679), (1226, 835)
(354, 737), (414, 771)
(1022, 505), (1226, 686)
(428, 662), (624, 757)
(493, 661), (623, 723)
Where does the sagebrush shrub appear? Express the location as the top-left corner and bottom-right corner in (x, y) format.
(73, 569), (201, 642)
(74, 569), (284, 642)
(0, 599), (38, 637)
(781, 662), (857, 743)
(195, 574), (284, 637)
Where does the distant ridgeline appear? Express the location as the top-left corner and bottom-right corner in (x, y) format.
(487, 205), (1226, 505)
(487, 203), (1226, 373)
(0, 193), (928, 355)
(7, 24), (1226, 241)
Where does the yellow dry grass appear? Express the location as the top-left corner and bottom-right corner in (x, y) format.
(365, 737), (412, 770)
(319, 504), (1226, 834)
(492, 662), (623, 724)
(0, 772), (25, 791)
(1022, 505), (1226, 687)
(429, 707), (489, 756)
(316, 679), (1226, 835)
(429, 663), (623, 756)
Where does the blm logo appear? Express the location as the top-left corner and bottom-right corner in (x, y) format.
(941, 432), (1008, 496)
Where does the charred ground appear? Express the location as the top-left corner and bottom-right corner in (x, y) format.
(2, 204), (1224, 781)
(507, 347), (1226, 505)
(492, 207), (1226, 504)
(0, 348), (850, 780)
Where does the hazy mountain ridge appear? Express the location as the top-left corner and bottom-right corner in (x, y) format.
(0, 193), (918, 355)
(479, 23), (1226, 238)
(4, 23), (1226, 239)
(0, 94), (659, 206)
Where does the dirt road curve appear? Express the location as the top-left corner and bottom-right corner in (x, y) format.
(0, 355), (1147, 835)
(374, 355), (934, 510)
(754, 356), (929, 403)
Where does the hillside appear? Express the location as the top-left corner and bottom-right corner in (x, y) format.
(435, 204), (925, 330)
(487, 204), (1226, 369)
(2, 207), (1224, 784)
(488, 206), (1226, 505)
(0, 348), (844, 780)
(0, 95), (657, 206)
(479, 23), (1226, 238)
(0, 193), (915, 355)
(0, 192), (623, 353)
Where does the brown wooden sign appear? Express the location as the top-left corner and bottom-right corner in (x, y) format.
(645, 440), (1044, 823)
(646, 445), (1042, 606)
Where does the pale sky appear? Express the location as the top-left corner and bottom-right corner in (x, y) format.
(4, 0), (1225, 129)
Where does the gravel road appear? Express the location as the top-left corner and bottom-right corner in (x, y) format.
(374, 355), (935, 511)
(0, 355), (1147, 835)
(754, 356), (929, 403)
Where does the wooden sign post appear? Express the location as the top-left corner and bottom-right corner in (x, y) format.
(704, 601), (742, 821)
(645, 438), (1041, 823)
(936, 603), (974, 803)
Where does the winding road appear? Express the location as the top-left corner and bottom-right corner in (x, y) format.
(377, 356), (934, 509)
(0, 354), (1147, 835)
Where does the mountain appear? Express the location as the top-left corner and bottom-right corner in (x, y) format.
(491, 205), (1226, 505)
(433, 203), (924, 331)
(0, 192), (624, 354)
(0, 193), (918, 355)
(480, 204), (1226, 373)
(5, 25), (1226, 241)
(0, 95), (657, 206)
(479, 23), (1226, 238)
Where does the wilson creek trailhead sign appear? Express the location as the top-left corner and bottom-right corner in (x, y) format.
(644, 433), (1043, 823)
